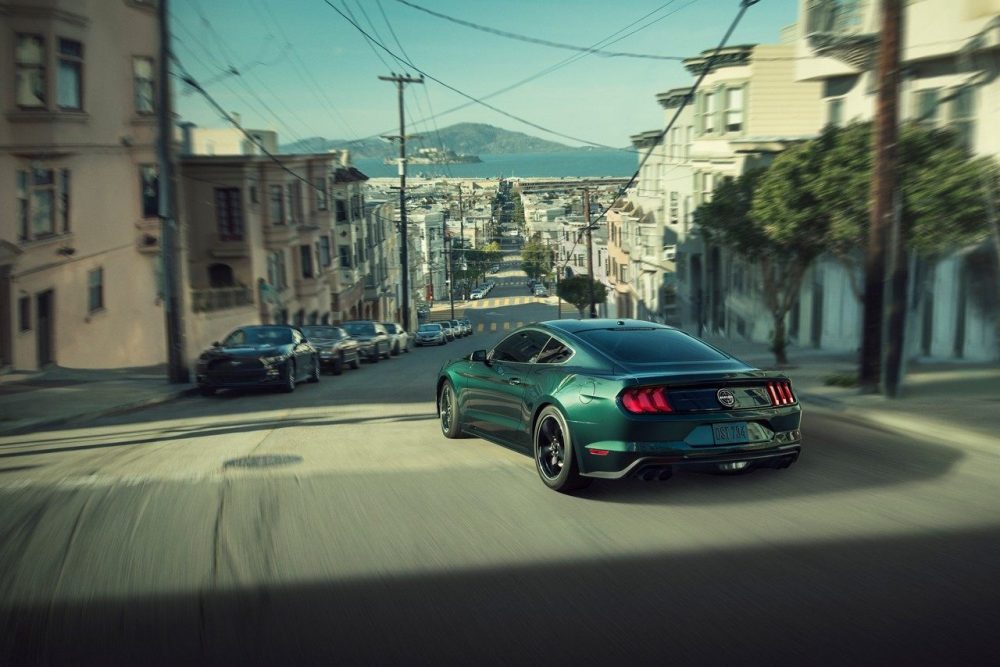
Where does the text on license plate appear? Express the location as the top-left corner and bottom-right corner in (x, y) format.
(712, 422), (749, 444)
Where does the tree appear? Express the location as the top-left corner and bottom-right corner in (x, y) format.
(521, 237), (553, 281)
(696, 150), (829, 365)
(557, 275), (609, 317)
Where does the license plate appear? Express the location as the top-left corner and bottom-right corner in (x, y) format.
(712, 422), (749, 445)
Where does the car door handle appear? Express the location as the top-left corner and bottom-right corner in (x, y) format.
(508, 378), (521, 386)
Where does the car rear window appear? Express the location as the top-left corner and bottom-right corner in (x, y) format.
(576, 328), (729, 363)
(302, 327), (340, 340)
(343, 322), (374, 336)
(419, 324), (441, 332)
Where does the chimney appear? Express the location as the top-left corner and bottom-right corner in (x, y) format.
(179, 122), (196, 156)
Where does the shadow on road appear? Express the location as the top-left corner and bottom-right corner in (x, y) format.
(3, 525), (998, 665)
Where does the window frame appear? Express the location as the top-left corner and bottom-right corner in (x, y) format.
(269, 184), (285, 224)
(140, 165), (159, 219)
(17, 167), (71, 242)
(299, 244), (315, 279)
(15, 33), (46, 109)
(87, 267), (104, 313)
(724, 85), (744, 133)
(133, 56), (155, 115)
(213, 187), (244, 241)
(18, 296), (31, 332)
(56, 37), (83, 111)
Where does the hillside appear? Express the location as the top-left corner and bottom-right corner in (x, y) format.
(281, 123), (573, 158)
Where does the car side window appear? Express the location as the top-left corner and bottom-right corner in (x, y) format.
(291, 329), (303, 344)
(223, 329), (245, 346)
(534, 337), (574, 364)
(490, 330), (550, 363)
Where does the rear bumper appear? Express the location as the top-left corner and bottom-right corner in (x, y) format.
(581, 443), (801, 479)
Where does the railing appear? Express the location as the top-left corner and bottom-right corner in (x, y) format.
(190, 286), (255, 313)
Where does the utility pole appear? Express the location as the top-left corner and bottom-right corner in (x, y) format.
(158, 0), (188, 383)
(379, 73), (423, 332)
(860, 0), (902, 394)
(583, 188), (597, 318)
(446, 237), (455, 320)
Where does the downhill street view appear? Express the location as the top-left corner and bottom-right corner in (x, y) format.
(2, 0), (1000, 665)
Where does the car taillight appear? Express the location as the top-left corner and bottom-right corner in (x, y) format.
(620, 386), (674, 414)
(766, 380), (795, 406)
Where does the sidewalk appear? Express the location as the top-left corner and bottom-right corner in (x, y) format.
(0, 365), (196, 437)
(699, 335), (1000, 450)
(1, 339), (997, 448)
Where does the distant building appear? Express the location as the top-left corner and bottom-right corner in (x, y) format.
(183, 125), (279, 156)
(0, 0), (165, 370)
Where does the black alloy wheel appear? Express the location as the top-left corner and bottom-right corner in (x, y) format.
(308, 355), (320, 383)
(392, 341), (400, 356)
(333, 352), (344, 375)
(533, 406), (590, 493)
(281, 360), (296, 393)
(438, 381), (467, 439)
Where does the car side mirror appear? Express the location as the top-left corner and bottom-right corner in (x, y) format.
(301, 338), (309, 344)
(212, 341), (221, 347)
(470, 349), (488, 363)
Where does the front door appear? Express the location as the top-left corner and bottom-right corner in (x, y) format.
(37, 289), (54, 367)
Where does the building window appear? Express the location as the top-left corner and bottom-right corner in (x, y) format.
(314, 177), (327, 211)
(269, 184), (284, 224)
(18, 297), (31, 332)
(300, 244), (314, 279)
(249, 180), (259, 204)
(88, 267), (104, 313)
(335, 199), (348, 222)
(669, 192), (679, 225)
(319, 235), (332, 267)
(17, 167), (71, 241)
(140, 165), (159, 218)
(214, 188), (243, 241)
(703, 91), (716, 133)
(826, 97), (845, 127)
(287, 182), (303, 223)
(724, 87), (743, 133)
(57, 38), (83, 110)
(339, 245), (352, 268)
(950, 86), (975, 150)
(133, 57), (155, 114)
(15, 34), (46, 108)
(914, 89), (938, 125)
(267, 250), (287, 289)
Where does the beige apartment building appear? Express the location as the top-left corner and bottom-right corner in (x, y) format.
(0, 0), (166, 371)
(178, 150), (377, 358)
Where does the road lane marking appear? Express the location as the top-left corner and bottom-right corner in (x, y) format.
(490, 323), (497, 332)
(503, 322), (511, 330)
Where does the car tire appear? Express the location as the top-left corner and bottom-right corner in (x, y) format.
(199, 385), (216, 397)
(438, 381), (468, 439)
(439, 339), (446, 346)
(533, 406), (591, 493)
(403, 340), (410, 353)
(370, 349), (379, 363)
(281, 361), (296, 393)
(333, 353), (344, 376)
(391, 341), (400, 356)
(308, 355), (320, 383)
(350, 354), (360, 370)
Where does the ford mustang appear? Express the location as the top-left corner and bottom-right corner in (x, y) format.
(436, 319), (801, 493)
(196, 325), (320, 395)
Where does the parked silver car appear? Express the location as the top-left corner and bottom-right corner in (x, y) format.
(415, 323), (446, 346)
(381, 322), (412, 355)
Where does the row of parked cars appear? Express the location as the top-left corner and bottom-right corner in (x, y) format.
(469, 281), (497, 300)
(415, 319), (473, 346)
(194, 320), (413, 395)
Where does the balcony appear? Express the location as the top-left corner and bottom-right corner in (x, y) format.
(191, 286), (255, 313)
(805, 0), (876, 70)
(135, 219), (160, 255)
(294, 277), (324, 299)
(263, 224), (297, 250)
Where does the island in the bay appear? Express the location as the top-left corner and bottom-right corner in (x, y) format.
(386, 147), (482, 165)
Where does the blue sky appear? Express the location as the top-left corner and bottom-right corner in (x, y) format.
(172, 0), (802, 148)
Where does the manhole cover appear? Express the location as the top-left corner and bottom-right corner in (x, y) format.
(223, 454), (303, 469)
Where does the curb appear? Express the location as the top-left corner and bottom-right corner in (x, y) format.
(0, 386), (199, 438)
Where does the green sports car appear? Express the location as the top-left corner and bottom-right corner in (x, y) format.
(436, 319), (802, 493)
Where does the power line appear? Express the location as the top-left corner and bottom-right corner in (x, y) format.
(555, 0), (762, 278)
(173, 55), (327, 197)
(321, 0), (629, 151)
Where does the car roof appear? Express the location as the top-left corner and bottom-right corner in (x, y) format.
(542, 318), (674, 335)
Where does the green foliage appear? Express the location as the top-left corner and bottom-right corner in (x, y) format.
(521, 239), (553, 280)
(557, 275), (608, 316)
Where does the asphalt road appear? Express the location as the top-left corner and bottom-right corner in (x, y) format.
(2, 252), (999, 665)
